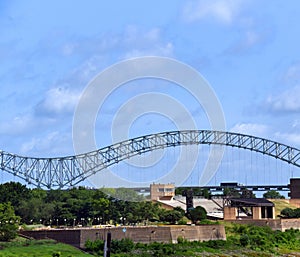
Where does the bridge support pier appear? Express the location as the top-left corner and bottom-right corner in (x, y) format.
(223, 207), (237, 220)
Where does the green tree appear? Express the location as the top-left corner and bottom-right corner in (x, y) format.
(0, 202), (20, 241)
(18, 197), (55, 224)
(173, 206), (185, 216)
(188, 206), (207, 224)
(114, 188), (145, 202)
(92, 197), (110, 222)
(0, 182), (31, 207)
(280, 207), (295, 218)
(223, 188), (240, 198)
(263, 190), (285, 199)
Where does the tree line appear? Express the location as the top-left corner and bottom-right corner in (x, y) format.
(0, 182), (193, 228)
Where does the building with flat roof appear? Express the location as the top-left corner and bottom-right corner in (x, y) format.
(150, 183), (175, 201)
(223, 198), (275, 220)
(289, 178), (300, 199)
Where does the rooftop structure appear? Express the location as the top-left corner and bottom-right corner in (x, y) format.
(150, 183), (175, 201)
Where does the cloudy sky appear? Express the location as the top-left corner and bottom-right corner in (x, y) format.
(1, 1), (300, 186)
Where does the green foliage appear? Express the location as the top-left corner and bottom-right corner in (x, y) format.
(263, 190), (285, 199)
(175, 187), (211, 199)
(0, 202), (20, 241)
(177, 216), (189, 225)
(226, 224), (300, 253)
(52, 252), (61, 257)
(188, 206), (207, 223)
(223, 188), (241, 197)
(240, 233), (250, 246)
(83, 226), (300, 256)
(0, 182), (162, 226)
(159, 209), (184, 224)
(280, 207), (300, 218)
(177, 236), (187, 244)
(198, 219), (219, 225)
(0, 239), (91, 257)
(0, 182), (31, 207)
(111, 238), (134, 253)
(101, 187), (145, 202)
(85, 239), (104, 255)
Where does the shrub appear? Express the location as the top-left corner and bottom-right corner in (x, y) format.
(111, 238), (134, 253)
(178, 216), (189, 225)
(0, 202), (20, 241)
(240, 234), (250, 247)
(188, 206), (207, 224)
(281, 208), (296, 218)
(85, 239), (104, 253)
(177, 236), (187, 244)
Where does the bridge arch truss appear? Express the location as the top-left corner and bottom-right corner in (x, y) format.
(1, 130), (300, 189)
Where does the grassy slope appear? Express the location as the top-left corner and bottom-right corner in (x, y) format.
(0, 240), (92, 257)
(269, 199), (299, 217)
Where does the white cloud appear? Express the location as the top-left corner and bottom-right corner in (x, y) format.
(284, 63), (300, 84)
(230, 123), (269, 138)
(0, 114), (34, 135)
(274, 132), (300, 148)
(266, 86), (300, 113)
(55, 27), (174, 87)
(36, 87), (81, 116)
(183, 0), (245, 24)
(122, 26), (174, 58)
(225, 27), (273, 55)
(230, 123), (300, 148)
(123, 42), (173, 59)
(20, 131), (72, 157)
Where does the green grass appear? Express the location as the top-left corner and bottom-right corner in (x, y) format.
(0, 239), (92, 257)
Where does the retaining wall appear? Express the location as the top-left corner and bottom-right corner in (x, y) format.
(20, 225), (226, 248)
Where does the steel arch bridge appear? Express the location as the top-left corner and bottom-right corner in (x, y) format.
(1, 130), (300, 189)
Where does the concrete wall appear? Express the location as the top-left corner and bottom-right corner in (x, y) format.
(280, 219), (300, 231)
(229, 219), (300, 231)
(20, 229), (82, 248)
(20, 225), (226, 248)
(289, 199), (300, 208)
(223, 207), (237, 220)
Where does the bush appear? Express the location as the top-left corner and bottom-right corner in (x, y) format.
(177, 216), (189, 225)
(177, 236), (187, 244)
(280, 207), (300, 218)
(85, 239), (104, 254)
(202, 239), (228, 248)
(188, 206), (207, 224)
(240, 234), (250, 247)
(111, 238), (134, 253)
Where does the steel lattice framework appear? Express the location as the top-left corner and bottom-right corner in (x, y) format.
(1, 130), (300, 189)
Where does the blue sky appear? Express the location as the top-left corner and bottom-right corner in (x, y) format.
(1, 1), (300, 186)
